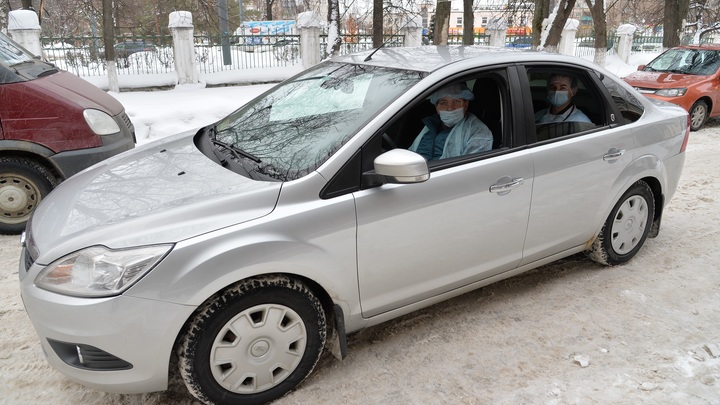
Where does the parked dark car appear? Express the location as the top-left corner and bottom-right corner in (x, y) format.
(113, 40), (157, 58)
(0, 32), (135, 233)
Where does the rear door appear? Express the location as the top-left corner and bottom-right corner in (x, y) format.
(517, 64), (637, 265)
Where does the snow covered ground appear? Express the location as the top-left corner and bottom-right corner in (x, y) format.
(1, 51), (719, 404)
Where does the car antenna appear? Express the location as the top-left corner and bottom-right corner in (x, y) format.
(364, 42), (386, 62)
(364, 14), (420, 62)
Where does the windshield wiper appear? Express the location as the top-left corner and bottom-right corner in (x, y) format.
(211, 139), (262, 163)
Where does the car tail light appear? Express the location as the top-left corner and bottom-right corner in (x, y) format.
(680, 114), (691, 153)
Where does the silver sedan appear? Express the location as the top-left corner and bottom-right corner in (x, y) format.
(19, 47), (688, 405)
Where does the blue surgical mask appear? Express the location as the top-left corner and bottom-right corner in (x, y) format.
(438, 108), (465, 127)
(547, 90), (570, 107)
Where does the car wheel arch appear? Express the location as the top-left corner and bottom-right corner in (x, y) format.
(0, 140), (65, 182)
(170, 273), (347, 398)
(588, 174), (664, 250)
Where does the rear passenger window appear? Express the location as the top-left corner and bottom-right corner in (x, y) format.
(596, 72), (644, 124)
(526, 67), (606, 141)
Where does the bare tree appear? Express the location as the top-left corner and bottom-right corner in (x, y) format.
(462, 0), (473, 45)
(663, 0), (690, 47)
(542, 0), (577, 52)
(327, 0), (341, 56)
(532, 0), (550, 48)
(686, 0), (720, 44)
(434, 0), (450, 45)
(584, 0), (607, 66)
(372, 0), (382, 47)
(264, 0), (275, 20)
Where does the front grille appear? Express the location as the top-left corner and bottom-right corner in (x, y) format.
(47, 339), (133, 371)
(119, 111), (134, 130)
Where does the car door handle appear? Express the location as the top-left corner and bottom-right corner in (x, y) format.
(603, 148), (625, 161)
(490, 177), (524, 195)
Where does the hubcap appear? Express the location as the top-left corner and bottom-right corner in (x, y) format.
(0, 174), (40, 224)
(210, 304), (307, 394)
(611, 195), (648, 255)
(691, 104), (707, 129)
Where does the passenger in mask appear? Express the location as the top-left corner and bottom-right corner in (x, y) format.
(535, 73), (592, 123)
(409, 83), (493, 161)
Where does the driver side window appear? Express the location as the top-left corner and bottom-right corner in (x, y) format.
(382, 71), (507, 164)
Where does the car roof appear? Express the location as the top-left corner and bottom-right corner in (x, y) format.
(672, 44), (720, 51)
(330, 46), (598, 73)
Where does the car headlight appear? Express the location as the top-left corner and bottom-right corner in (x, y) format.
(83, 109), (121, 135)
(655, 88), (687, 97)
(35, 245), (172, 297)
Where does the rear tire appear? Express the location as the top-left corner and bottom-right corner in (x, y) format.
(0, 157), (56, 234)
(587, 181), (654, 266)
(689, 100), (708, 131)
(178, 276), (326, 405)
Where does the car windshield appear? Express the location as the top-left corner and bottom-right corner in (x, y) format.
(644, 48), (720, 75)
(0, 32), (34, 66)
(213, 62), (423, 181)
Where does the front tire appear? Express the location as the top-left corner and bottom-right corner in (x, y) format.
(178, 276), (327, 405)
(0, 157), (56, 234)
(587, 181), (654, 266)
(689, 100), (708, 131)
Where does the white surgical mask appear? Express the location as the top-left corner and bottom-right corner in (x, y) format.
(547, 90), (570, 107)
(438, 108), (465, 127)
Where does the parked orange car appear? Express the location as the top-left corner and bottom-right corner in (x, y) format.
(624, 44), (720, 131)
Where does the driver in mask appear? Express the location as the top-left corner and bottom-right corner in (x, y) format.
(409, 83), (494, 161)
(535, 73), (592, 123)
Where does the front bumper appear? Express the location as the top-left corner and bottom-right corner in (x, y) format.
(19, 248), (195, 394)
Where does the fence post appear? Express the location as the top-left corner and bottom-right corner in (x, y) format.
(168, 11), (199, 85)
(401, 15), (423, 47)
(487, 18), (507, 48)
(616, 24), (636, 64)
(297, 11), (322, 69)
(559, 18), (579, 56)
(7, 10), (42, 57)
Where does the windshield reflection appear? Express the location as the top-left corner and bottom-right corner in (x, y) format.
(213, 62), (423, 181)
(646, 48), (720, 76)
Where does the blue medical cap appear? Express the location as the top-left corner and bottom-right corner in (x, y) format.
(429, 83), (474, 105)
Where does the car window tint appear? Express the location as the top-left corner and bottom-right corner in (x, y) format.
(526, 67), (604, 141)
(596, 72), (644, 124)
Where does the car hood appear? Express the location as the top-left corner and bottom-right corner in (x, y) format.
(33, 70), (125, 115)
(29, 131), (281, 262)
(623, 70), (708, 89)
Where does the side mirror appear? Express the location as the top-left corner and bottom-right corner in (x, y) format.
(372, 149), (429, 184)
(637, 65), (645, 71)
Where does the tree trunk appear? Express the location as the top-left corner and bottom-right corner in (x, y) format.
(663, 0), (689, 47)
(462, 0), (474, 45)
(542, 0), (577, 52)
(434, 0), (451, 45)
(372, 0), (383, 47)
(584, 0), (607, 66)
(265, 0), (274, 20)
(532, 0), (550, 48)
(327, 0), (341, 56)
(102, 0), (118, 93)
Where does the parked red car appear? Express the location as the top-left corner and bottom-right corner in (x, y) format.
(624, 44), (720, 131)
(0, 32), (135, 234)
